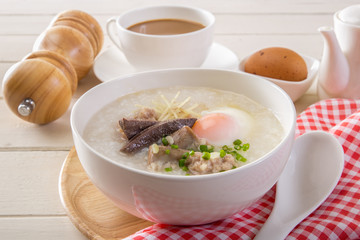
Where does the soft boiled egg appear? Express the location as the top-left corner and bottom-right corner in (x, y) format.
(192, 107), (253, 146)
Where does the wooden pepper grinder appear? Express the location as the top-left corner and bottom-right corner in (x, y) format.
(34, 10), (104, 80)
(3, 51), (77, 124)
(2, 10), (103, 124)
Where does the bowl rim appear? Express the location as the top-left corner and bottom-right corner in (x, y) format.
(71, 68), (296, 181)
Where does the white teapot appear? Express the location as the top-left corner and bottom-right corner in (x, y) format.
(318, 5), (360, 99)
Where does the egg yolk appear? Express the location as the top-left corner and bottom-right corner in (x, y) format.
(192, 113), (239, 145)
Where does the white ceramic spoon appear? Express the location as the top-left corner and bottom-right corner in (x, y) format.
(254, 131), (344, 240)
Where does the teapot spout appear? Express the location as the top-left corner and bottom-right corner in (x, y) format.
(318, 26), (349, 98)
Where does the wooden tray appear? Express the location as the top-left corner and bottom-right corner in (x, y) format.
(59, 147), (154, 239)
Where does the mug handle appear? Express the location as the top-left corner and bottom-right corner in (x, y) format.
(106, 17), (123, 51)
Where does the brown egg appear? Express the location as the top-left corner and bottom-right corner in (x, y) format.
(244, 47), (308, 81)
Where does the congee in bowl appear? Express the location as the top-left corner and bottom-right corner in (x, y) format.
(83, 86), (284, 175)
(71, 69), (296, 225)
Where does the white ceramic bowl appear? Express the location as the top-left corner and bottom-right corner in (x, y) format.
(71, 69), (296, 225)
(239, 54), (319, 102)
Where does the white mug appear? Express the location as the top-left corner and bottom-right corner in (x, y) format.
(106, 5), (215, 71)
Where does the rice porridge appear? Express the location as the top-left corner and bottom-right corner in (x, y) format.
(83, 86), (284, 175)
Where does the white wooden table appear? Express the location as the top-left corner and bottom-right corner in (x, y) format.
(1, 0), (358, 239)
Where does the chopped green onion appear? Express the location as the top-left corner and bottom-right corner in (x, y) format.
(166, 136), (174, 145)
(200, 144), (214, 153)
(222, 145), (232, 151)
(165, 149), (170, 155)
(171, 144), (178, 149)
(179, 158), (186, 167)
(242, 143), (250, 151)
(200, 145), (207, 152)
(202, 152), (211, 160)
(151, 144), (159, 154)
(165, 167), (172, 172)
(182, 152), (190, 159)
(229, 151), (237, 159)
(182, 166), (189, 172)
(189, 150), (195, 156)
(233, 139), (242, 146)
(236, 154), (247, 162)
(220, 149), (226, 158)
(234, 145), (242, 150)
(162, 137), (169, 146)
(219, 139), (249, 162)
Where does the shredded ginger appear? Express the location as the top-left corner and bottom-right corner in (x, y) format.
(137, 91), (200, 121)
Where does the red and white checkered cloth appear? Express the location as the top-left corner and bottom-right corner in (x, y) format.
(126, 99), (360, 240)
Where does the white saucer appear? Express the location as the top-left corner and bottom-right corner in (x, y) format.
(93, 42), (240, 82)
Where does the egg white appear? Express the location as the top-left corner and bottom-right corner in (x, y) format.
(201, 107), (253, 146)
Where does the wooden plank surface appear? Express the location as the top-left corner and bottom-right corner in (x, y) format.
(60, 148), (154, 239)
(0, 14), (333, 35)
(0, 151), (68, 215)
(0, 0), (354, 239)
(0, 217), (88, 240)
(1, 0), (358, 14)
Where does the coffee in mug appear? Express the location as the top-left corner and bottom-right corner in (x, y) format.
(127, 18), (205, 35)
(106, 5), (215, 70)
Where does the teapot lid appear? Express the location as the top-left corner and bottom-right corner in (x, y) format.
(339, 4), (360, 25)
